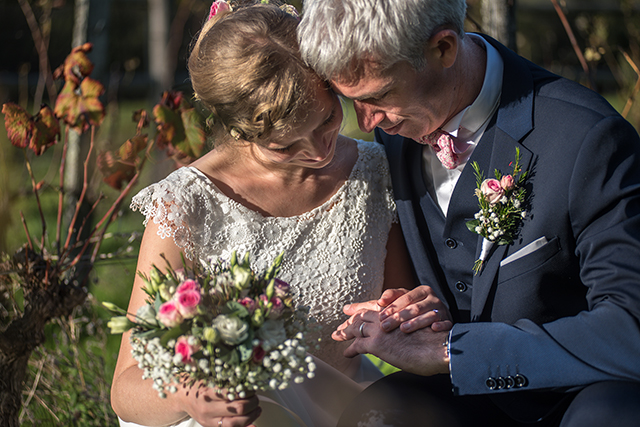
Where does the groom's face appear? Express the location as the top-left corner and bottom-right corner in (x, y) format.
(331, 50), (460, 143)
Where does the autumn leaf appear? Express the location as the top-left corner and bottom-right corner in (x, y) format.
(52, 42), (95, 85)
(97, 134), (148, 190)
(2, 103), (31, 149)
(30, 105), (61, 155)
(2, 103), (60, 155)
(153, 91), (205, 162)
(153, 103), (184, 152)
(54, 77), (105, 133)
(178, 108), (205, 158)
(133, 109), (150, 134)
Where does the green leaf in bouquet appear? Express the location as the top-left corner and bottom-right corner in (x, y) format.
(160, 325), (186, 347)
(224, 301), (249, 318)
(466, 219), (480, 233)
(215, 344), (239, 365)
(131, 328), (165, 340)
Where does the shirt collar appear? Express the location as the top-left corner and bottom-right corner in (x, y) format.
(441, 34), (503, 137)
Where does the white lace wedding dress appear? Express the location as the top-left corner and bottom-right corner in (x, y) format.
(119, 140), (397, 427)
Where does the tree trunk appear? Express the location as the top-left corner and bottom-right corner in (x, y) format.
(481, 0), (517, 52)
(148, 0), (172, 99)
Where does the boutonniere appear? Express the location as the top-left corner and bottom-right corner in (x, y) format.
(466, 148), (528, 274)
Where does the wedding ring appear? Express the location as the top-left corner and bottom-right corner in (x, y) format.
(433, 309), (440, 321)
(218, 418), (223, 427)
(359, 322), (366, 338)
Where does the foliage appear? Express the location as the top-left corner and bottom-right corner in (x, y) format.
(0, 43), (205, 427)
(19, 296), (118, 427)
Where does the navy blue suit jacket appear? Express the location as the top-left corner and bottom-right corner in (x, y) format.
(377, 36), (640, 406)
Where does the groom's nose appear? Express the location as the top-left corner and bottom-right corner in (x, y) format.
(353, 100), (385, 133)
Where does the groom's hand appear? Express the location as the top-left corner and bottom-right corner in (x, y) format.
(377, 286), (453, 333)
(333, 309), (450, 377)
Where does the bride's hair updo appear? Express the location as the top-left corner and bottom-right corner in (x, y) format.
(189, 2), (319, 145)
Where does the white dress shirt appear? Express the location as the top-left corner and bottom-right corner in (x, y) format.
(422, 34), (504, 216)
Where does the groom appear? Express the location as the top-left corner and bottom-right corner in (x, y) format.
(298, 0), (640, 426)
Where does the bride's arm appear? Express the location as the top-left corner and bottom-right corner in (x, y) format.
(110, 221), (261, 427)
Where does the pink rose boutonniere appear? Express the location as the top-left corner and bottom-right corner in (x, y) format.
(466, 148), (528, 274)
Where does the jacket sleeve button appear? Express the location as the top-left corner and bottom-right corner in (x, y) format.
(485, 377), (498, 390)
(505, 376), (515, 389)
(515, 374), (528, 388)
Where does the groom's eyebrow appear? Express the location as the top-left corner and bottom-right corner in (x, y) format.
(349, 84), (393, 102)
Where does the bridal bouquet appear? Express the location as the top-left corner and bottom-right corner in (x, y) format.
(103, 252), (318, 399)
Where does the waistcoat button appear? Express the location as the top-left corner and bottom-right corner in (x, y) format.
(445, 238), (457, 249)
(455, 281), (468, 292)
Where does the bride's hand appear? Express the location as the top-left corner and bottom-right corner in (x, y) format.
(376, 286), (453, 333)
(174, 384), (261, 427)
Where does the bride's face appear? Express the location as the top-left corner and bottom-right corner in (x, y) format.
(254, 81), (343, 169)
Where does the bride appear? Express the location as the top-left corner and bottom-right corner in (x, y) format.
(111, 2), (448, 426)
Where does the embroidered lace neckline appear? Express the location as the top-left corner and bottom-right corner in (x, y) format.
(186, 140), (364, 219)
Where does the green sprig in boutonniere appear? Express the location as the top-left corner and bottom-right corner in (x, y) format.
(466, 148), (528, 274)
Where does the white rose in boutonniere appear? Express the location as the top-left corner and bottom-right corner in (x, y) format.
(466, 148), (528, 274)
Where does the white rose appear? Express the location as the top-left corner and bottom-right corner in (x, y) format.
(213, 315), (249, 345)
(257, 319), (287, 350)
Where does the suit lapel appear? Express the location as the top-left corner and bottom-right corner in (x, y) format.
(469, 131), (534, 320)
(465, 35), (537, 320)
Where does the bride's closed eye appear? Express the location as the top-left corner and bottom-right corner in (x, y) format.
(271, 145), (292, 153)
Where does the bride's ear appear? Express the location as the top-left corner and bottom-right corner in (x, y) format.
(425, 29), (459, 69)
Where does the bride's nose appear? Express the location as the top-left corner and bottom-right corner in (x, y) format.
(305, 136), (332, 160)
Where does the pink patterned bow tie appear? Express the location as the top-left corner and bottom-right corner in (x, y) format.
(419, 131), (464, 170)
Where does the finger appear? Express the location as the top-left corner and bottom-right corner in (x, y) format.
(393, 310), (438, 333)
(380, 300), (436, 332)
(376, 288), (409, 307)
(224, 406), (262, 427)
(343, 337), (367, 358)
(379, 286), (431, 320)
(430, 320), (453, 332)
(343, 299), (380, 316)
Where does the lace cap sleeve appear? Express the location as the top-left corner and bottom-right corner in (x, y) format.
(130, 168), (202, 259)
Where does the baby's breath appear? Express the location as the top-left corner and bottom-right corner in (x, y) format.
(105, 251), (318, 399)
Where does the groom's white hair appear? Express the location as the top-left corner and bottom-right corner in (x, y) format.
(298, 0), (467, 80)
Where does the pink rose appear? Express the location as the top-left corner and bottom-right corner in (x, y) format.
(208, 1), (231, 20)
(175, 336), (199, 364)
(176, 279), (200, 294)
(500, 175), (515, 191)
(480, 179), (504, 204)
(176, 290), (201, 318)
(239, 297), (257, 313)
(157, 301), (183, 328)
